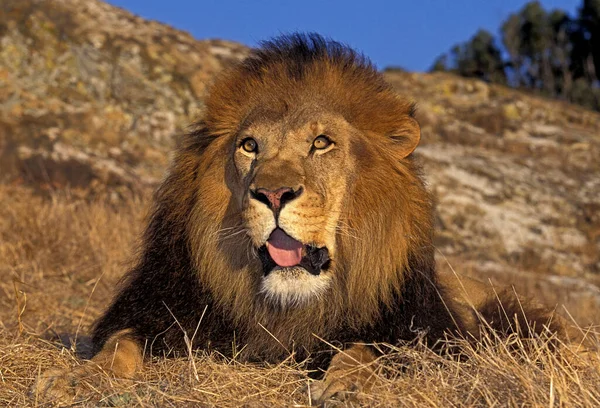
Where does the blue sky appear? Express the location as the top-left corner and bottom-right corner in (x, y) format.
(107, 0), (581, 72)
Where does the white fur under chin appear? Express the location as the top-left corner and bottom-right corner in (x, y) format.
(259, 267), (331, 308)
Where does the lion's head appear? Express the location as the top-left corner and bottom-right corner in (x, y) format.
(162, 34), (433, 341)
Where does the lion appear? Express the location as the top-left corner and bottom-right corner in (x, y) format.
(34, 33), (595, 404)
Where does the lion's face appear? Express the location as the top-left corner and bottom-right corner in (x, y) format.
(230, 109), (357, 306)
(188, 37), (426, 317)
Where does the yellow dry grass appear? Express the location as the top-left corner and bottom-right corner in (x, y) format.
(1, 184), (599, 407)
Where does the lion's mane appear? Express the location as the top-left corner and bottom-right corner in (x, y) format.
(91, 34), (464, 365)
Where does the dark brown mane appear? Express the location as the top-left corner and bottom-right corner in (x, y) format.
(244, 33), (375, 82)
(201, 33), (415, 142)
(92, 33), (456, 367)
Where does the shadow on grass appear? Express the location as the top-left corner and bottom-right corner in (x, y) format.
(46, 332), (94, 360)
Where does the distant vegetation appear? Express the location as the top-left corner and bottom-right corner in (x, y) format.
(431, 0), (600, 112)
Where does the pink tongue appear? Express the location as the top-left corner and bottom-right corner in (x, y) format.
(267, 228), (303, 267)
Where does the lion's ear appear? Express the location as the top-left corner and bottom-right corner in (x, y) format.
(388, 116), (421, 158)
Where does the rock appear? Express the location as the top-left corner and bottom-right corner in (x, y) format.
(15, 140), (153, 196)
(0, 0), (248, 194)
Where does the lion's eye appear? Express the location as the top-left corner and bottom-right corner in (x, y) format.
(312, 135), (332, 150)
(241, 138), (258, 153)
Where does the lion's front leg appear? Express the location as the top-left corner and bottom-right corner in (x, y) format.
(32, 329), (143, 404)
(309, 344), (378, 405)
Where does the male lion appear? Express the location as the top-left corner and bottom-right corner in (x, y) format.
(35, 33), (593, 404)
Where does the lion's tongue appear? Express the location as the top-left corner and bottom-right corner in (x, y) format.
(267, 228), (303, 267)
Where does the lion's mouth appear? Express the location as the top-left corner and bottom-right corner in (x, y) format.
(258, 228), (330, 276)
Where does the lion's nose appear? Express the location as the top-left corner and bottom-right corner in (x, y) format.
(251, 186), (303, 212)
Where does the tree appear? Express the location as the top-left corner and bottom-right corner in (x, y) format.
(437, 30), (506, 84)
(430, 54), (448, 72)
(579, 0), (600, 82)
(518, 1), (554, 92)
(470, 30), (507, 83)
(548, 10), (573, 98)
(502, 13), (523, 87)
(427, 0), (600, 112)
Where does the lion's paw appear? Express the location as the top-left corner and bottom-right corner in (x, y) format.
(308, 377), (362, 406)
(30, 365), (97, 405)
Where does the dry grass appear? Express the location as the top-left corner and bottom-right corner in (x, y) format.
(1, 184), (599, 407)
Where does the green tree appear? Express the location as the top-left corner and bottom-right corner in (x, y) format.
(548, 10), (573, 98)
(430, 54), (448, 72)
(440, 30), (507, 84)
(428, 0), (600, 112)
(502, 13), (523, 87)
(518, 1), (554, 92)
(579, 0), (600, 82)
(470, 30), (507, 84)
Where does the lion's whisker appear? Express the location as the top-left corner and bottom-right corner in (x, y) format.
(218, 228), (248, 242)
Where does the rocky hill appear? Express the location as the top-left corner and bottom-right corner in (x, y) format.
(387, 72), (600, 324)
(1, 0), (599, 324)
(0, 0), (247, 198)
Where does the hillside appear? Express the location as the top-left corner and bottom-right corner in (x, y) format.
(0, 0), (247, 196)
(1, 0), (600, 406)
(386, 70), (600, 325)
